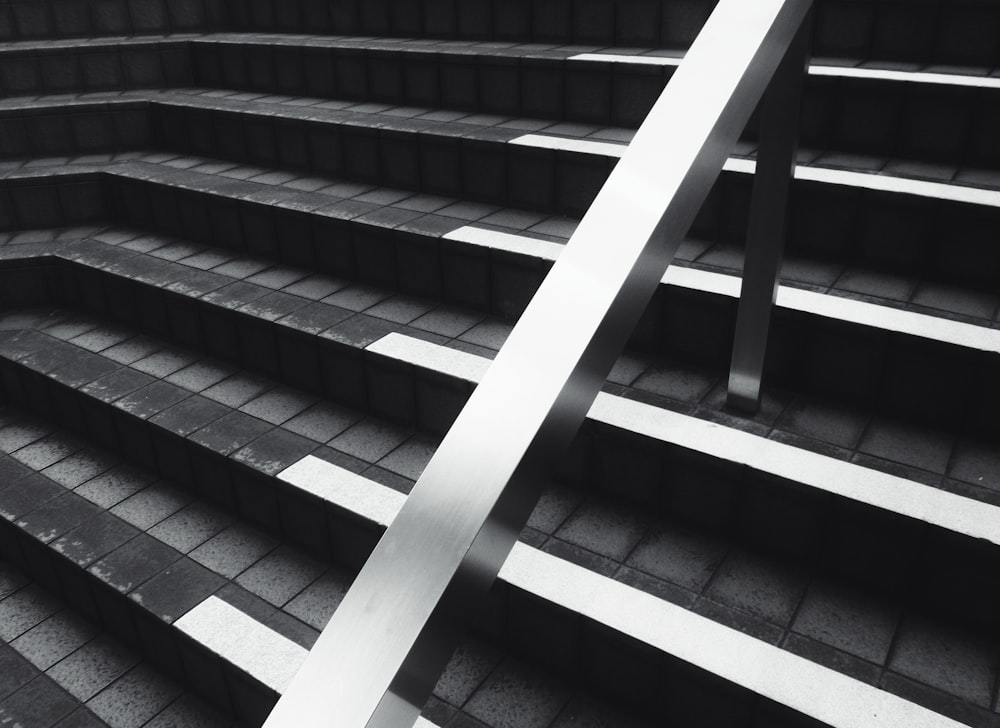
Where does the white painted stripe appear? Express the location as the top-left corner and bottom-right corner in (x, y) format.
(809, 64), (1000, 90)
(500, 542), (965, 728)
(442, 226), (564, 261)
(570, 52), (1000, 90)
(280, 453), (967, 728)
(569, 52), (683, 66)
(175, 596), (308, 694)
(175, 594), (444, 728)
(278, 456), (404, 528)
(510, 133), (626, 157)
(513, 134), (1000, 207)
(441, 225), (1000, 354)
(728, 156), (1000, 207)
(776, 286), (1000, 354)
(364, 332), (1000, 547)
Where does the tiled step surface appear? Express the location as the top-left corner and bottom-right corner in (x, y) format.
(1, 316), (995, 726)
(0, 558), (231, 728)
(0, 334), (820, 728)
(0, 283), (997, 725)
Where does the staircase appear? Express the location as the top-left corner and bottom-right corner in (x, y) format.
(1, 0), (999, 726)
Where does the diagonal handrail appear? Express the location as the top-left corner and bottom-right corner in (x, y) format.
(264, 1), (813, 725)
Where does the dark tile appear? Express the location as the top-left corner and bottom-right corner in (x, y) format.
(52, 512), (139, 568)
(0, 584), (61, 641)
(463, 657), (571, 728)
(231, 427), (315, 476)
(74, 464), (155, 510)
(87, 663), (182, 728)
(0, 473), (65, 522)
(46, 635), (138, 702)
(626, 522), (727, 592)
(792, 579), (898, 665)
(889, 615), (997, 706)
(189, 523), (276, 579)
(703, 548), (808, 627)
(109, 482), (189, 532)
(149, 396), (229, 437)
(112, 381), (190, 420)
(130, 557), (225, 623)
(201, 372), (272, 409)
(0, 672), (78, 727)
(16, 493), (101, 545)
(329, 418), (410, 464)
(89, 533), (181, 594)
(282, 402), (360, 443)
(234, 544), (326, 607)
(146, 502), (232, 555)
(774, 396), (868, 449)
(188, 410), (272, 457)
(10, 609), (99, 671)
(0, 646), (35, 701)
(857, 410), (956, 474)
(553, 499), (648, 563)
(238, 385), (316, 426)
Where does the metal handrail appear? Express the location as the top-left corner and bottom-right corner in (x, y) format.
(264, 1), (813, 725)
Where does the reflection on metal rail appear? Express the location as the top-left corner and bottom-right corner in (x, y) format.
(263, 1), (813, 725)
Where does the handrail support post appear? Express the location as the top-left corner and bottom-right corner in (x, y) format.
(726, 13), (812, 413)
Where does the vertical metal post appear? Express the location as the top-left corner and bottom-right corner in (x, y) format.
(726, 14), (811, 413)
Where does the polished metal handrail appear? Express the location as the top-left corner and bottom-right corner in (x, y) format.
(264, 1), (813, 725)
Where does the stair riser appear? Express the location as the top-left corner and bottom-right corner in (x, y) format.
(0, 41), (192, 99)
(0, 0), (226, 41)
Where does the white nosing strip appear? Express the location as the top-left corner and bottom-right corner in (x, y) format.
(442, 225), (563, 262)
(364, 332), (1000, 548)
(175, 596), (307, 695)
(440, 225), (1000, 354)
(568, 52), (684, 67)
(776, 286), (1000, 354)
(569, 52), (1000, 90)
(175, 594), (443, 728)
(278, 456), (405, 528)
(509, 133), (627, 158)
(511, 133), (1000, 207)
(280, 453), (967, 728)
(809, 64), (1000, 90)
